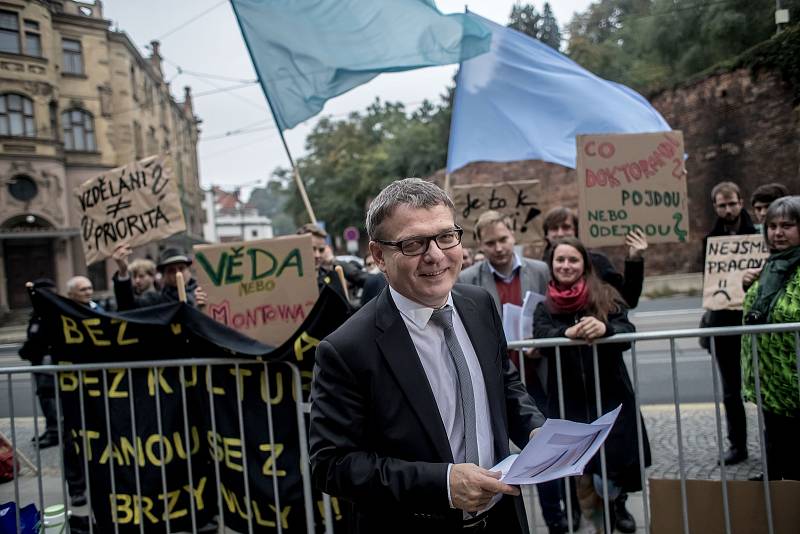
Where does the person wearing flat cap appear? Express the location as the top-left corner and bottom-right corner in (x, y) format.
(112, 244), (207, 310)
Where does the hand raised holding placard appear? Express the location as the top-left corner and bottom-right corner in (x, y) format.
(112, 243), (132, 277)
(626, 229), (648, 260)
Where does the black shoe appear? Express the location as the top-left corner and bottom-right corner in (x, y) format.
(748, 473), (764, 481)
(718, 447), (748, 466)
(70, 493), (87, 507)
(547, 511), (581, 533)
(614, 494), (636, 534)
(33, 431), (58, 449)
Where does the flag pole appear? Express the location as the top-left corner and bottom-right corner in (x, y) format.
(229, 0), (318, 225)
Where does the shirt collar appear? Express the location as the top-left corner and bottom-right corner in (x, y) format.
(389, 286), (454, 330)
(486, 253), (522, 282)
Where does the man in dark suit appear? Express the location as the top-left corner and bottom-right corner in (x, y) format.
(310, 178), (544, 533)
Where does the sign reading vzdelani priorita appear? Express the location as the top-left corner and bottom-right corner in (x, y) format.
(576, 131), (689, 247)
(193, 234), (318, 347)
(74, 155), (186, 264)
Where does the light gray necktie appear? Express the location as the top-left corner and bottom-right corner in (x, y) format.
(430, 305), (479, 465)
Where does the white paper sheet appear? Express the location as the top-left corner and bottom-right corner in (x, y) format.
(502, 303), (523, 342)
(492, 405), (621, 485)
(521, 291), (545, 339)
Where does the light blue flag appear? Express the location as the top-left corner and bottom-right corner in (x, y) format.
(447, 13), (670, 172)
(231, 0), (491, 131)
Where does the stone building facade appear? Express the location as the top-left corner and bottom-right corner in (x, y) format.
(440, 66), (799, 276)
(0, 0), (204, 310)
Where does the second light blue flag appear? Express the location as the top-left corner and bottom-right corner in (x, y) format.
(231, 0), (491, 131)
(447, 13), (671, 172)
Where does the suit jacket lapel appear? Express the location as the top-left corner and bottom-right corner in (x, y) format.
(479, 262), (502, 314)
(375, 288), (454, 463)
(452, 288), (508, 457)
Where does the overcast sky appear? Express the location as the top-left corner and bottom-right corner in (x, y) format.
(102, 1), (593, 193)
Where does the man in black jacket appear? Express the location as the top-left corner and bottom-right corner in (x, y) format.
(310, 178), (543, 533)
(20, 279), (59, 448)
(702, 181), (756, 466)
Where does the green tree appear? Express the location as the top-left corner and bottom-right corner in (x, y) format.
(566, 0), (800, 92)
(277, 96), (453, 240)
(508, 2), (561, 50)
(247, 178), (296, 236)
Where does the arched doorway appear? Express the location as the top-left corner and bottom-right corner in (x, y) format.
(2, 215), (56, 309)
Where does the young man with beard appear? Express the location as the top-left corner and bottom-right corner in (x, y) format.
(702, 181), (756, 466)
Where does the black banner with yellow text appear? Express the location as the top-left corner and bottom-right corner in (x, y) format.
(29, 286), (349, 533)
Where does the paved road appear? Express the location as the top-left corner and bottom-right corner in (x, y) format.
(0, 296), (716, 417)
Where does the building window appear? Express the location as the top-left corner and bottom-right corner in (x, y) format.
(8, 175), (38, 202)
(0, 93), (36, 137)
(147, 126), (157, 155)
(61, 108), (96, 151)
(24, 20), (40, 56)
(133, 121), (143, 159)
(62, 38), (83, 74)
(0, 10), (20, 54)
(130, 64), (138, 101)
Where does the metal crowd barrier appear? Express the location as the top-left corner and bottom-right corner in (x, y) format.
(510, 321), (800, 534)
(0, 359), (326, 534)
(2, 323), (799, 533)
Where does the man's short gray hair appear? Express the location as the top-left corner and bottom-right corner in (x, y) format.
(366, 178), (455, 240)
(66, 275), (90, 293)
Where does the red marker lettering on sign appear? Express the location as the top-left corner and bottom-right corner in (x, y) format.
(584, 141), (616, 159)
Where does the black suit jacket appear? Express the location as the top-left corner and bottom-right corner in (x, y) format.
(309, 283), (545, 533)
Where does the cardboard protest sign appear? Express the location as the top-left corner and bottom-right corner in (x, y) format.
(452, 180), (544, 248)
(703, 234), (769, 311)
(193, 234), (318, 347)
(75, 155), (186, 264)
(576, 131), (689, 247)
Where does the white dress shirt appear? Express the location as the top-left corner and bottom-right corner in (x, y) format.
(389, 287), (495, 508)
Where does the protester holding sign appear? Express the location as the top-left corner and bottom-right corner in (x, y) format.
(542, 207), (646, 309)
(113, 246), (207, 310)
(296, 223), (354, 301)
(310, 178), (544, 533)
(701, 181), (756, 466)
(741, 196), (800, 481)
(111, 243), (160, 309)
(533, 237), (651, 533)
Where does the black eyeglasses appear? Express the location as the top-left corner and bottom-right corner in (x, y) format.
(375, 226), (463, 256)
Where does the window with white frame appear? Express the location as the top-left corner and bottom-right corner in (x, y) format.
(24, 20), (40, 56)
(0, 10), (20, 54)
(62, 38), (83, 74)
(61, 108), (96, 151)
(0, 93), (36, 137)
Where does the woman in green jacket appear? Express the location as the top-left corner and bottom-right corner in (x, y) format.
(742, 195), (800, 481)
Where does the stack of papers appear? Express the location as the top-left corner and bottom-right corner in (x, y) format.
(493, 405), (621, 485)
(502, 291), (545, 342)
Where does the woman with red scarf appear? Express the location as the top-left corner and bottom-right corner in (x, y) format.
(534, 237), (651, 533)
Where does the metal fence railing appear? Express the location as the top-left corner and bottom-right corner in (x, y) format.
(0, 359), (324, 534)
(1, 322), (798, 533)
(510, 322), (800, 534)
